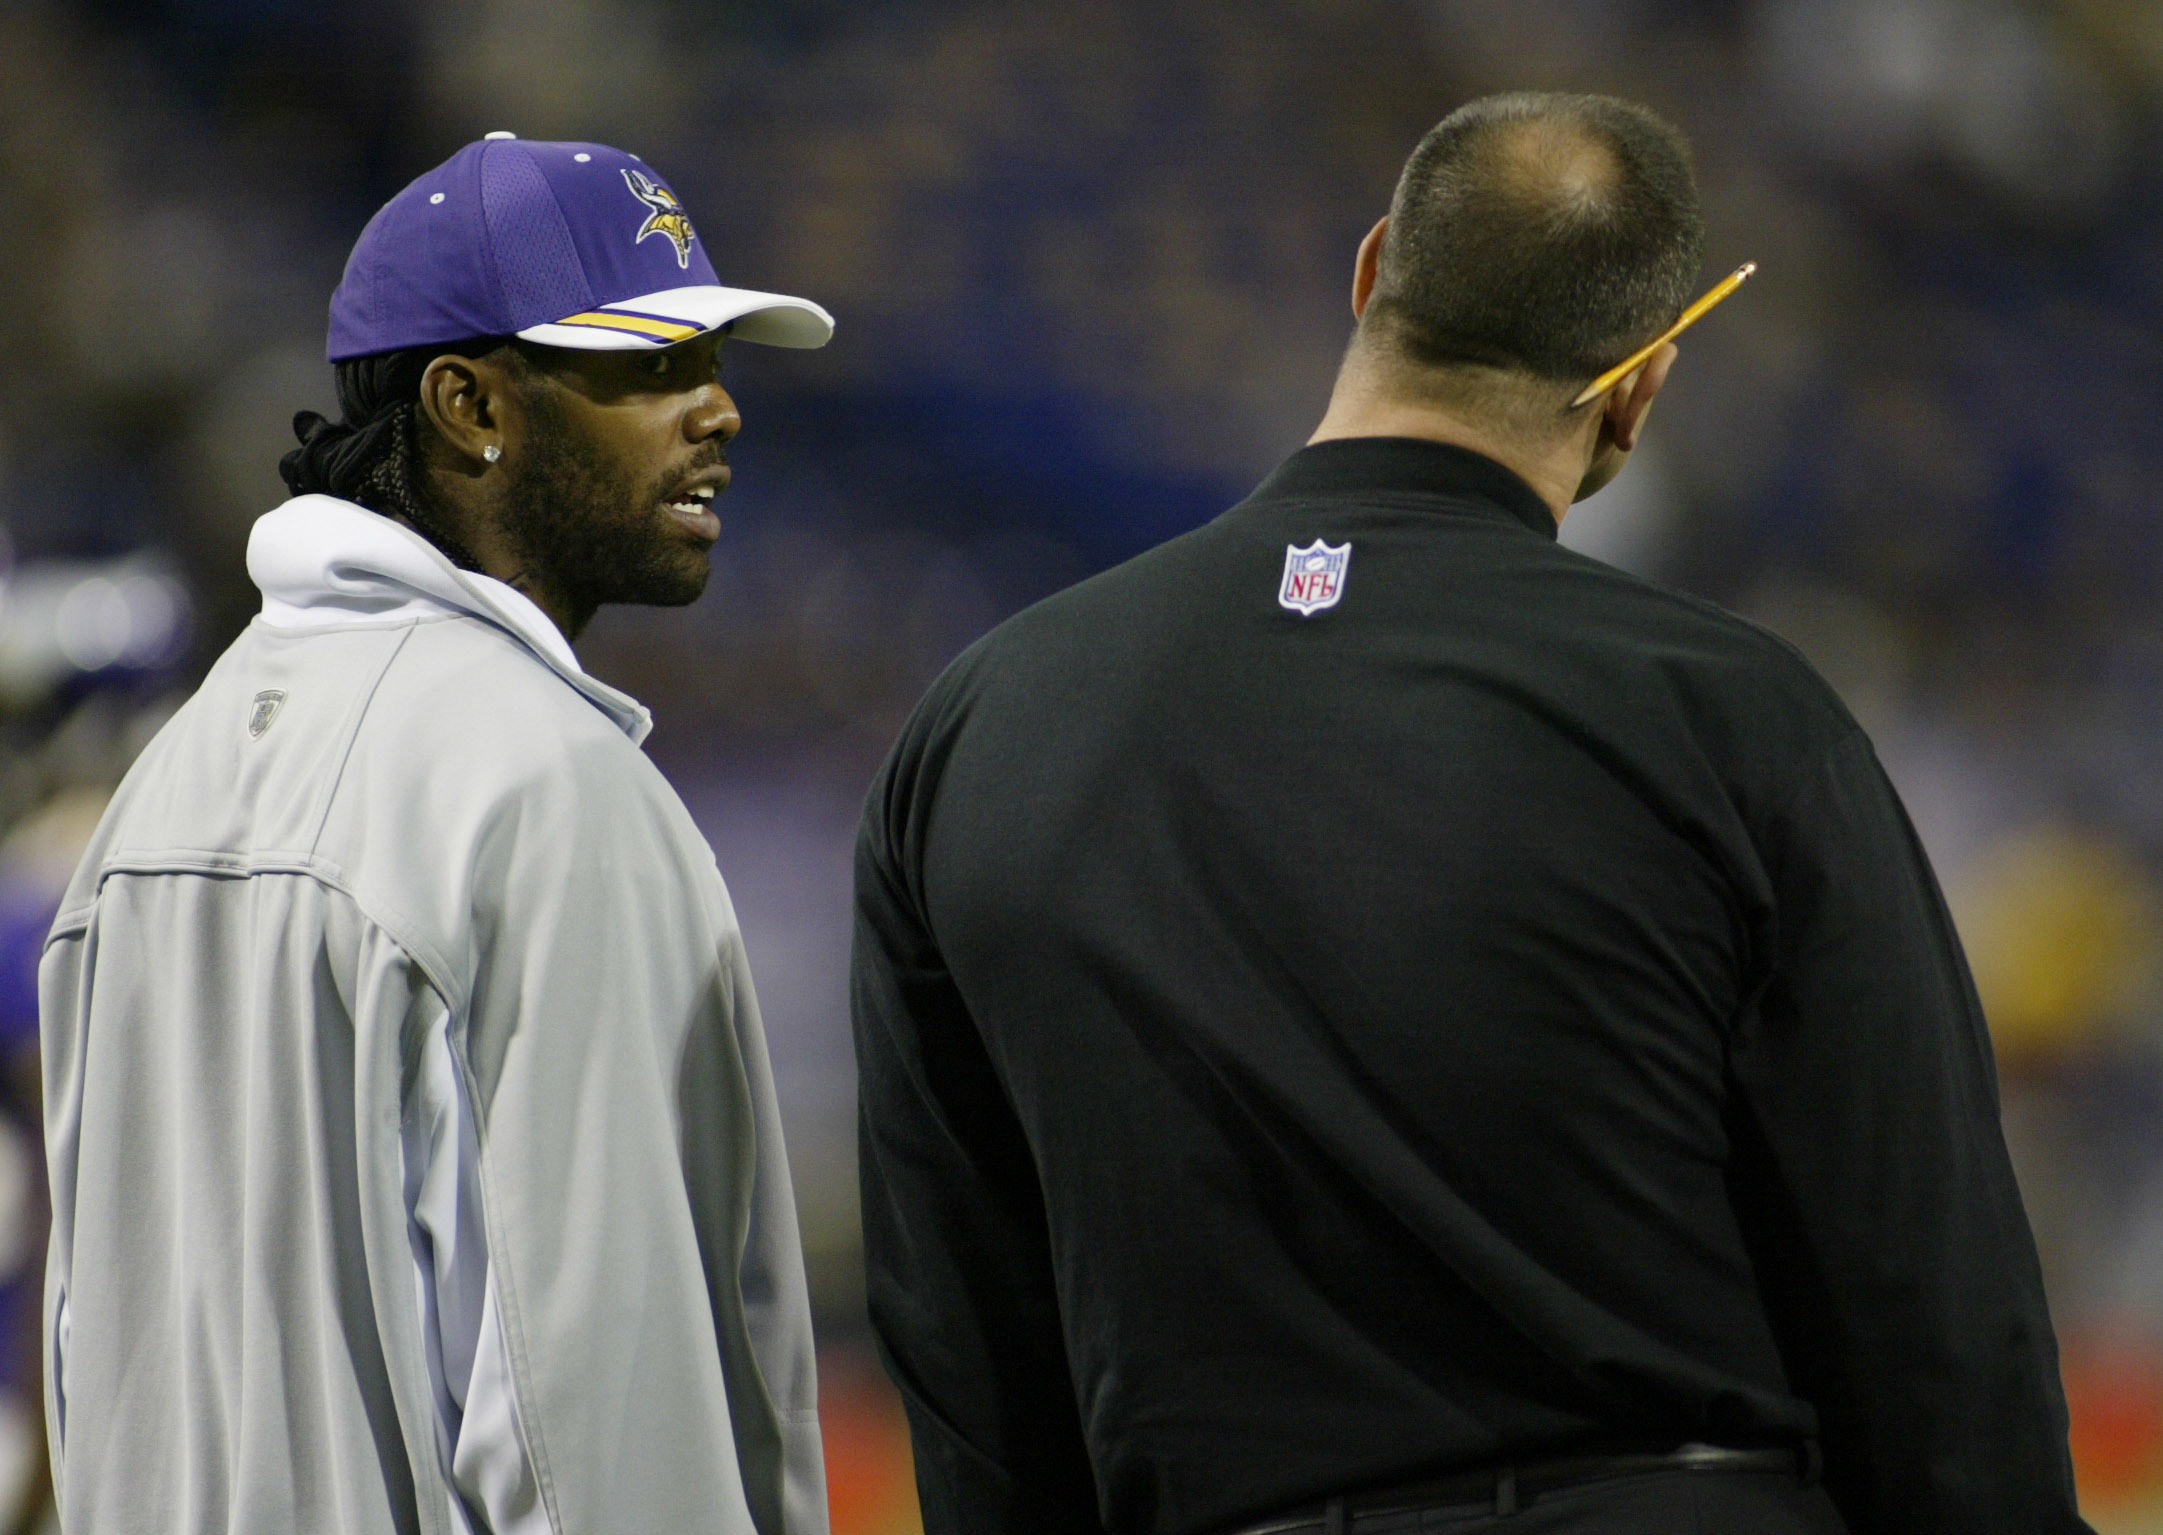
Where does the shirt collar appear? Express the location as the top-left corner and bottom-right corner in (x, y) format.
(247, 494), (653, 744)
(1243, 437), (1558, 540)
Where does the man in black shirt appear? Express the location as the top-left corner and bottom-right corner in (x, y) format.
(851, 92), (2089, 1535)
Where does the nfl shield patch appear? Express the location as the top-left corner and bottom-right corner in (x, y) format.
(1278, 540), (1351, 616)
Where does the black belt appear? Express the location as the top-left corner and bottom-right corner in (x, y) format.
(1232, 1442), (1817, 1534)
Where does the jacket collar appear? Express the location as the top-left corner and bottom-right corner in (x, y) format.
(1244, 437), (1558, 540)
(247, 495), (652, 744)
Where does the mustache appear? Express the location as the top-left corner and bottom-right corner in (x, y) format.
(652, 446), (729, 502)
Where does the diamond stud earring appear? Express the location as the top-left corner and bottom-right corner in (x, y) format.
(482, 444), (502, 463)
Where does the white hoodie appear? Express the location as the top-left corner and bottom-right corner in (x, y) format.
(40, 497), (827, 1535)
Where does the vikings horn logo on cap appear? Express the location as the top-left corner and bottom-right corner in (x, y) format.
(623, 168), (697, 269)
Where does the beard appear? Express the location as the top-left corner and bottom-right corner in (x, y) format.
(495, 388), (715, 620)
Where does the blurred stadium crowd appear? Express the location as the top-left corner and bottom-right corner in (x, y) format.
(5, 0), (2163, 1529)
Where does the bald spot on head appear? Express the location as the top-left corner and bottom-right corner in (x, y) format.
(1489, 118), (1627, 222)
(1356, 91), (1705, 439)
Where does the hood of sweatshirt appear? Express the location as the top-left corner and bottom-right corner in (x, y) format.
(247, 494), (651, 744)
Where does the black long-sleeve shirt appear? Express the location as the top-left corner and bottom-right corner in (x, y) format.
(851, 437), (2088, 1535)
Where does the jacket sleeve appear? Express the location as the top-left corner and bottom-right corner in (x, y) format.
(721, 929), (831, 1535)
(1731, 729), (2091, 1534)
(850, 765), (1104, 1535)
(402, 994), (549, 1535)
(454, 738), (824, 1535)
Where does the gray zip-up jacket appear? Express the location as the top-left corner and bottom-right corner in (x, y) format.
(40, 496), (827, 1535)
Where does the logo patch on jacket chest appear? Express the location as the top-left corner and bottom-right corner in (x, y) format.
(248, 690), (286, 738)
(1279, 540), (1351, 616)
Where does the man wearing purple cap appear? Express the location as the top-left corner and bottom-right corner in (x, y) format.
(38, 135), (834, 1535)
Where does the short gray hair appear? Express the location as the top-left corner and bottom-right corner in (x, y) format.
(1369, 92), (1706, 385)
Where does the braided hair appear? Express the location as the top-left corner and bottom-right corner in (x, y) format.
(279, 341), (507, 572)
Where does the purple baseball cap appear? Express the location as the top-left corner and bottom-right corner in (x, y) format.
(326, 132), (833, 362)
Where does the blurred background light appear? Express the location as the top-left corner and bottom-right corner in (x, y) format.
(0, 558), (192, 706)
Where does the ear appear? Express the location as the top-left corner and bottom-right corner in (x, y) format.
(415, 353), (511, 467)
(1352, 216), (1389, 320)
(1603, 341), (1678, 453)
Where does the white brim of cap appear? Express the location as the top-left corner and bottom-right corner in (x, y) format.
(516, 284), (834, 351)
